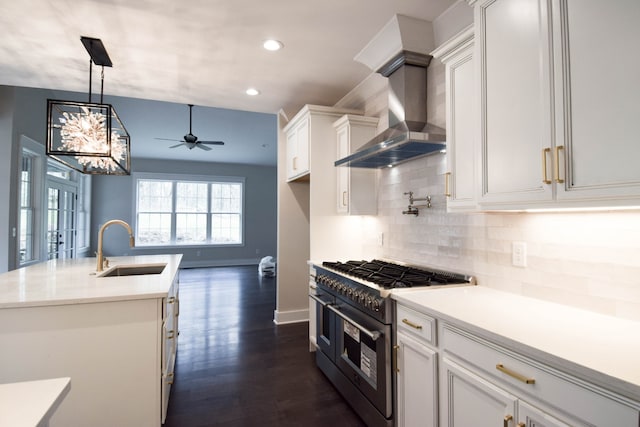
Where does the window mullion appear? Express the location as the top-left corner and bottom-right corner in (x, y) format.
(171, 181), (177, 245)
(207, 183), (212, 243)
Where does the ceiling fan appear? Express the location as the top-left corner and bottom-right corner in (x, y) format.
(155, 104), (225, 151)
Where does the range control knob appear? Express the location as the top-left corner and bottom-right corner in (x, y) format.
(372, 298), (383, 312)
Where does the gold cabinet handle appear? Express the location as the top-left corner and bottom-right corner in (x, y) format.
(168, 297), (176, 304)
(342, 191), (348, 207)
(496, 364), (535, 384)
(402, 318), (423, 330)
(393, 344), (400, 373)
(541, 148), (551, 184)
(167, 330), (175, 339)
(293, 156), (297, 171)
(554, 145), (565, 183)
(517, 423), (525, 427)
(444, 172), (452, 197)
(504, 414), (513, 427)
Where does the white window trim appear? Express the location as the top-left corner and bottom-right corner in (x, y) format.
(131, 172), (246, 248)
(17, 136), (46, 267)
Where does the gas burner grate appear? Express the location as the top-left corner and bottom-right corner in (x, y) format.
(322, 259), (470, 289)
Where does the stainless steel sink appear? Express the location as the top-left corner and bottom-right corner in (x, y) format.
(98, 263), (166, 278)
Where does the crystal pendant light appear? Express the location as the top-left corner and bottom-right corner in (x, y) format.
(46, 36), (131, 175)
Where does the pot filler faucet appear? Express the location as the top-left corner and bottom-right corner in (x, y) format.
(402, 191), (432, 216)
(96, 220), (135, 272)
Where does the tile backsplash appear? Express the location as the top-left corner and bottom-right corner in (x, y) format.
(362, 153), (640, 321)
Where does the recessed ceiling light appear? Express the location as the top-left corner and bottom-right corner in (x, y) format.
(246, 88), (260, 96)
(263, 39), (284, 51)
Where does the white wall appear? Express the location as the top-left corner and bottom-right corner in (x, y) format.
(274, 114), (310, 324)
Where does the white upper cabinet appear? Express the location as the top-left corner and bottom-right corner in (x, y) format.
(471, 0), (640, 209)
(474, 0), (554, 208)
(333, 115), (379, 215)
(432, 26), (478, 212)
(285, 115), (310, 182)
(552, 0), (640, 204)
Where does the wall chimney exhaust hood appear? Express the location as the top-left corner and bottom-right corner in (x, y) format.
(335, 15), (446, 169)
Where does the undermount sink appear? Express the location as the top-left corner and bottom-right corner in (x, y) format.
(98, 263), (167, 278)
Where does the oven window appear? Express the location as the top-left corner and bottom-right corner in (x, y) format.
(343, 321), (378, 386)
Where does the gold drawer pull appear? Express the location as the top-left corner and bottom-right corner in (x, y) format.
(517, 423), (525, 427)
(167, 297), (176, 304)
(444, 172), (451, 197)
(504, 414), (513, 427)
(402, 318), (423, 330)
(496, 364), (535, 384)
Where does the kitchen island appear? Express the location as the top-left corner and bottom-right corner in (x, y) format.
(0, 254), (181, 427)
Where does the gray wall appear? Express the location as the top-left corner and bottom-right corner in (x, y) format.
(0, 86), (56, 272)
(91, 158), (277, 267)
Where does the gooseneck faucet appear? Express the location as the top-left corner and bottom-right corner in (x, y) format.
(96, 220), (135, 272)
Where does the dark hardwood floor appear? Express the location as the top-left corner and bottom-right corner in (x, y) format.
(164, 266), (367, 427)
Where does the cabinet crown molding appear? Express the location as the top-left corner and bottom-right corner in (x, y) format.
(431, 25), (474, 62)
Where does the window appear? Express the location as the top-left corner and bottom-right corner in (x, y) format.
(135, 175), (244, 246)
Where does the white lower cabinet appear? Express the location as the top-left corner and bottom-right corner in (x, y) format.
(442, 358), (570, 427)
(396, 332), (438, 427)
(161, 277), (179, 423)
(395, 300), (640, 427)
(441, 324), (639, 427)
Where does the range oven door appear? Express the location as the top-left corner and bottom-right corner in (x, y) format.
(331, 302), (392, 418)
(310, 292), (337, 362)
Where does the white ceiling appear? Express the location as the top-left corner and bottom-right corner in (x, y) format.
(0, 0), (455, 166)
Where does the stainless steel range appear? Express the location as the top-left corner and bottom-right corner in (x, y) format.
(310, 259), (475, 427)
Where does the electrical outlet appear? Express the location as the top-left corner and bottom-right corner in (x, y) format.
(378, 232), (384, 246)
(512, 242), (527, 267)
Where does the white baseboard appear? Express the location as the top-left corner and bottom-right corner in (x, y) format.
(273, 308), (309, 325)
(180, 258), (261, 269)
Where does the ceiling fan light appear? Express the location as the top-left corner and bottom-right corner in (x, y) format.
(246, 87), (260, 96)
(263, 39), (283, 51)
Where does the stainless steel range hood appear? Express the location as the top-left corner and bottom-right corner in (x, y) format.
(335, 51), (446, 168)
(336, 15), (446, 169)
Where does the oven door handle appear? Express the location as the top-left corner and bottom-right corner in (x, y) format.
(309, 293), (331, 307)
(327, 305), (381, 341)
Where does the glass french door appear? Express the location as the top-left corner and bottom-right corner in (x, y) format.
(46, 181), (77, 260)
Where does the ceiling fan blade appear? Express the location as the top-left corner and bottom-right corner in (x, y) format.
(155, 137), (182, 142)
(199, 141), (225, 145)
(169, 143), (185, 148)
(196, 144), (212, 151)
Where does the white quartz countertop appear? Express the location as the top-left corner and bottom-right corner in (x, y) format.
(0, 254), (182, 308)
(392, 286), (640, 401)
(0, 377), (71, 427)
